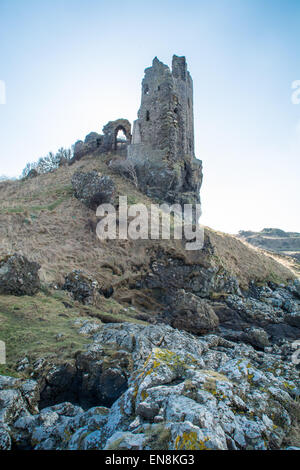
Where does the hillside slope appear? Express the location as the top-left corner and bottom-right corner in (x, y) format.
(0, 150), (296, 291)
(0, 148), (298, 369)
(0, 149), (299, 451)
(238, 228), (300, 264)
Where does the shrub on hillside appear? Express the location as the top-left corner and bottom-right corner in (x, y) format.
(21, 147), (73, 178)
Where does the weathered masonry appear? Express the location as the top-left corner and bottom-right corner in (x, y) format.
(127, 55), (202, 206)
(71, 55), (202, 207)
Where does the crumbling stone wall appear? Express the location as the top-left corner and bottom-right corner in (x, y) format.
(130, 56), (194, 161)
(70, 55), (202, 208)
(128, 55), (202, 206)
(102, 119), (131, 152)
(72, 119), (131, 163)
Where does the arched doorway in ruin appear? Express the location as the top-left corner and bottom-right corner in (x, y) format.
(114, 125), (129, 150)
(102, 119), (132, 152)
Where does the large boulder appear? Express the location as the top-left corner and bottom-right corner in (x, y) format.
(0, 254), (40, 296)
(140, 255), (242, 300)
(62, 270), (99, 305)
(166, 289), (219, 334)
(125, 156), (202, 206)
(244, 326), (270, 350)
(71, 170), (115, 210)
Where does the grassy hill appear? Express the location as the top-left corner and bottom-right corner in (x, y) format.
(238, 228), (300, 265)
(0, 148), (298, 374)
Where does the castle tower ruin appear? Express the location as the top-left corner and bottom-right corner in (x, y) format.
(128, 55), (202, 206)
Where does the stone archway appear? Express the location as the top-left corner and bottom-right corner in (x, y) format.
(114, 125), (129, 150)
(102, 119), (132, 152)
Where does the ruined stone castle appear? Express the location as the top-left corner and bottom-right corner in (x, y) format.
(72, 55), (202, 206)
(129, 55), (195, 161)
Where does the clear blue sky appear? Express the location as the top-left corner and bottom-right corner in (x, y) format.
(0, 0), (299, 233)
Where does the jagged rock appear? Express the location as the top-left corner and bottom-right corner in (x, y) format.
(71, 133), (103, 163)
(1, 322), (299, 450)
(0, 254), (40, 296)
(71, 170), (115, 210)
(62, 270), (99, 304)
(0, 425), (11, 450)
(139, 254), (242, 301)
(222, 283), (300, 343)
(285, 312), (300, 328)
(78, 321), (102, 336)
(225, 285), (300, 332)
(39, 346), (133, 410)
(287, 279), (300, 299)
(94, 323), (299, 450)
(245, 327), (270, 349)
(0, 375), (40, 448)
(38, 363), (78, 410)
(71, 140), (86, 163)
(16, 357), (30, 372)
(166, 289), (219, 334)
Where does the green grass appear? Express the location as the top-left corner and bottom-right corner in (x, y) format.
(0, 292), (91, 370)
(0, 290), (148, 375)
(0, 196), (70, 214)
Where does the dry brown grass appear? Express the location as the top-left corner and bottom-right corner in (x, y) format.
(0, 150), (297, 295)
(206, 228), (297, 289)
(0, 150), (298, 376)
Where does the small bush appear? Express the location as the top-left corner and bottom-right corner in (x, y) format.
(21, 147), (73, 178)
(109, 158), (138, 187)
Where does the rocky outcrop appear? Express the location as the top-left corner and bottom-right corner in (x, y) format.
(39, 346), (133, 410)
(219, 281), (300, 343)
(0, 375), (40, 450)
(1, 322), (299, 450)
(138, 254), (241, 300)
(0, 254), (40, 296)
(126, 156), (202, 206)
(136, 248), (300, 346)
(71, 170), (115, 210)
(62, 270), (99, 305)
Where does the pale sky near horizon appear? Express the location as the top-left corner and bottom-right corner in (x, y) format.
(0, 0), (299, 234)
